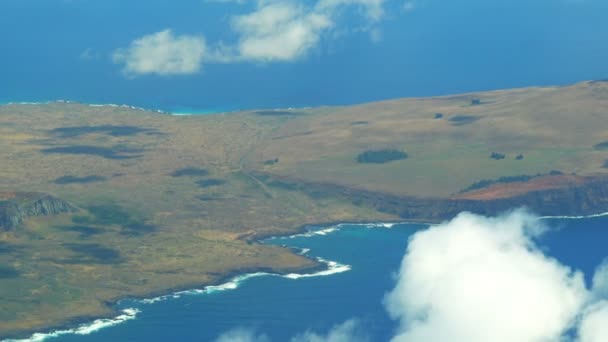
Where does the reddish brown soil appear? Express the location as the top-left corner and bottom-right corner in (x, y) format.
(451, 175), (590, 200)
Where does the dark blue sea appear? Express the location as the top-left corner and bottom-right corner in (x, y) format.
(23, 215), (607, 342)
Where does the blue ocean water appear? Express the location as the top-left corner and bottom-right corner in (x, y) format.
(35, 215), (608, 342)
(1, 0), (607, 112)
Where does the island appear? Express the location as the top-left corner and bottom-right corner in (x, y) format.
(1, 80), (608, 338)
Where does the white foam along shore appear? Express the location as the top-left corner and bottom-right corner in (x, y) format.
(540, 211), (608, 220)
(1, 99), (235, 116)
(3, 222), (392, 342)
(4, 309), (140, 342)
(0, 99), (311, 117)
(6, 212), (608, 342)
(0, 99), (172, 115)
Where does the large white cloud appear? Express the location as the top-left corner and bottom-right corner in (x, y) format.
(216, 210), (608, 342)
(384, 210), (588, 342)
(215, 327), (270, 342)
(112, 29), (206, 76)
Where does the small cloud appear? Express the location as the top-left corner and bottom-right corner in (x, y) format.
(79, 48), (98, 60)
(216, 320), (367, 342)
(315, 0), (386, 22)
(402, 1), (415, 12)
(230, 2), (332, 62)
(369, 28), (382, 43)
(290, 319), (368, 342)
(112, 29), (207, 77)
(215, 327), (270, 342)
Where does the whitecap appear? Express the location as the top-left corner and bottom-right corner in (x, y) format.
(4, 308), (140, 342)
(540, 211), (608, 220)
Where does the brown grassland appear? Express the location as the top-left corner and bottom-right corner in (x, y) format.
(1, 81), (608, 338)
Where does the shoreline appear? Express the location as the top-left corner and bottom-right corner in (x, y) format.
(3, 211), (608, 341)
(0, 222), (378, 342)
(0, 99), (305, 118)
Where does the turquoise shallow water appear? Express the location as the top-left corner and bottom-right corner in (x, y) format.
(23, 215), (608, 342)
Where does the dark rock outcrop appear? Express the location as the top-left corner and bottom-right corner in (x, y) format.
(0, 193), (78, 231)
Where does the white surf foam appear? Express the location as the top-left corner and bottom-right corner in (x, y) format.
(540, 211), (608, 220)
(279, 221), (401, 240)
(4, 308), (140, 342)
(139, 252), (351, 305)
(5, 221), (402, 341)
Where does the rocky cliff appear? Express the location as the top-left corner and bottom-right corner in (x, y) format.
(0, 192), (78, 231)
(255, 173), (608, 222)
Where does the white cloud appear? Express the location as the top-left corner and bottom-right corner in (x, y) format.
(113, 0), (393, 75)
(231, 2), (332, 62)
(290, 319), (368, 342)
(384, 209), (588, 342)
(215, 320), (366, 342)
(112, 29), (206, 76)
(316, 0), (385, 22)
(215, 327), (270, 342)
(227, 0), (390, 62)
(579, 301), (608, 342)
(579, 261), (608, 342)
(79, 48), (98, 60)
(402, 1), (415, 12)
(212, 210), (608, 342)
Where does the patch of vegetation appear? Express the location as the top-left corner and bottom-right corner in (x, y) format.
(449, 115), (480, 126)
(74, 204), (131, 226)
(71, 204), (156, 236)
(63, 243), (123, 264)
(57, 225), (104, 238)
(267, 180), (300, 191)
(434, 113), (444, 119)
(515, 154), (524, 160)
(49, 125), (157, 138)
(41, 145), (143, 159)
(356, 149), (408, 164)
(196, 195), (223, 201)
(593, 141), (608, 150)
(460, 171), (564, 193)
(0, 265), (19, 279)
(255, 110), (304, 116)
(351, 121), (369, 125)
(264, 158), (279, 166)
(0, 242), (19, 254)
(197, 179), (227, 188)
(490, 152), (506, 160)
(170, 168), (209, 177)
(54, 175), (107, 184)
(121, 222), (157, 237)
(471, 98), (482, 105)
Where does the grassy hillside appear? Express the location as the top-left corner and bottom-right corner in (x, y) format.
(0, 81), (607, 337)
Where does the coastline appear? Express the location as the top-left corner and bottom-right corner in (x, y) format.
(0, 222), (369, 342)
(4, 211), (608, 341)
(0, 99), (300, 117)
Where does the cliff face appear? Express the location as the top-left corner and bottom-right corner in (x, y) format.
(0, 193), (78, 231)
(255, 173), (608, 222)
